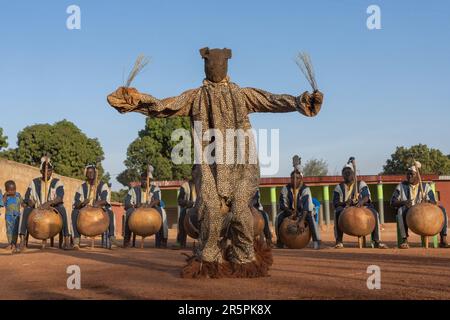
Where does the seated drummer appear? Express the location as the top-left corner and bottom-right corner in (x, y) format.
(252, 187), (273, 247)
(390, 163), (448, 249)
(123, 170), (168, 248)
(333, 163), (387, 249)
(173, 164), (200, 249)
(18, 159), (73, 250)
(275, 169), (321, 249)
(71, 164), (119, 250)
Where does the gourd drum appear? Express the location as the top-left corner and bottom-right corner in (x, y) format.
(338, 207), (375, 237)
(27, 208), (63, 240)
(128, 207), (162, 237)
(251, 208), (265, 238)
(406, 203), (444, 236)
(184, 208), (200, 239)
(77, 206), (110, 237)
(279, 217), (311, 249)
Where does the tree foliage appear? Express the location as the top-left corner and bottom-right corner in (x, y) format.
(383, 144), (450, 175)
(0, 128), (7, 150)
(117, 117), (192, 186)
(1, 120), (107, 180)
(303, 158), (329, 177)
(110, 189), (128, 203)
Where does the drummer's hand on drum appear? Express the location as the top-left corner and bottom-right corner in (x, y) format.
(93, 200), (106, 208)
(80, 199), (90, 208)
(405, 200), (413, 208)
(27, 199), (36, 208)
(40, 202), (52, 210)
(296, 216), (307, 234)
(149, 199), (160, 208)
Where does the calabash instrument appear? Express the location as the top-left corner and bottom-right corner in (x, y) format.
(338, 157), (375, 247)
(279, 216), (312, 249)
(77, 163), (110, 239)
(279, 155), (312, 249)
(338, 206), (376, 237)
(128, 207), (162, 237)
(407, 202), (444, 236)
(27, 207), (63, 240)
(128, 165), (162, 247)
(251, 207), (265, 239)
(77, 206), (110, 237)
(183, 207), (200, 239)
(406, 160), (444, 239)
(28, 155), (63, 246)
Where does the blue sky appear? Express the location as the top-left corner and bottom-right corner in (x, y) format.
(1, 0), (449, 190)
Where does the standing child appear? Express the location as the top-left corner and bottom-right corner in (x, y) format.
(2, 181), (22, 253)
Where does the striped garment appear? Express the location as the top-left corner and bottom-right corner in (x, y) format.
(252, 188), (264, 211)
(125, 184), (161, 209)
(178, 180), (197, 207)
(24, 177), (64, 207)
(73, 181), (111, 208)
(333, 181), (371, 208)
(279, 183), (314, 213)
(390, 181), (435, 206)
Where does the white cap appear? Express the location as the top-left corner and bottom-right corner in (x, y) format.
(408, 161), (422, 173)
(343, 163), (354, 172)
(40, 156), (53, 171)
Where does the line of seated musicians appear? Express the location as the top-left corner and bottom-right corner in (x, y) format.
(273, 161), (447, 250)
(1, 161), (447, 253)
(0, 161), (169, 253)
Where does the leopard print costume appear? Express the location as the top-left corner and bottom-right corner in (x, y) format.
(107, 76), (323, 277)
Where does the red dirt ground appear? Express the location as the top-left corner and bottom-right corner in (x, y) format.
(1, 223), (449, 300)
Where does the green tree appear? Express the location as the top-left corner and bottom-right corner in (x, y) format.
(1, 120), (107, 180)
(0, 128), (7, 150)
(383, 144), (450, 175)
(303, 158), (329, 177)
(110, 189), (129, 203)
(117, 117), (192, 186)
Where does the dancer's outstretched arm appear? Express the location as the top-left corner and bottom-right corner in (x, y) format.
(242, 87), (323, 117)
(107, 87), (197, 118)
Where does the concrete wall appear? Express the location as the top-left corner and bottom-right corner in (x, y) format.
(0, 158), (83, 242)
(436, 180), (450, 211)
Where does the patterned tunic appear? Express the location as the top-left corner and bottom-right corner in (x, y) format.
(107, 77), (322, 263)
(279, 184), (315, 213)
(24, 177), (64, 207)
(178, 181), (197, 208)
(333, 181), (371, 209)
(390, 181), (435, 207)
(124, 184), (161, 209)
(73, 181), (111, 209)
